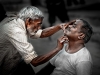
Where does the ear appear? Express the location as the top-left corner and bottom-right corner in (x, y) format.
(25, 18), (30, 27)
(78, 33), (85, 40)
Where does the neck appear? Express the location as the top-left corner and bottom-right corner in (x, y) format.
(66, 41), (85, 53)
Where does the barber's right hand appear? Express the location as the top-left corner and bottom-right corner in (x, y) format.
(56, 36), (68, 50)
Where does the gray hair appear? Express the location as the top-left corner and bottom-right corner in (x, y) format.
(17, 6), (44, 21)
(80, 19), (93, 43)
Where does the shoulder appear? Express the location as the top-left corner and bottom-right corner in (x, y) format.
(4, 25), (23, 35)
(2, 19), (25, 34)
(76, 47), (92, 63)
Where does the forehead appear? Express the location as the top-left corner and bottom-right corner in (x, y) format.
(33, 18), (43, 22)
(74, 19), (83, 25)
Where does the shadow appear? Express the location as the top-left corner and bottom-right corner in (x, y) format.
(0, 3), (7, 22)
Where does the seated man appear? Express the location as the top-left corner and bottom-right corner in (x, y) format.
(36, 19), (93, 75)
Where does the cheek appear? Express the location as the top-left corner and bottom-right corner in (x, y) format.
(71, 28), (77, 33)
(67, 31), (77, 37)
(38, 26), (41, 29)
(27, 25), (35, 31)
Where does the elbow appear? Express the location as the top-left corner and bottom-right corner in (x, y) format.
(30, 61), (39, 67)
(40, 32), (46, 38)
(30, 56), (46, 67)
(30, 58), (44, 67)
(33, 64), (38, 67)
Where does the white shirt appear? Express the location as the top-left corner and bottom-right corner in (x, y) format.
(50, 44), (92, 75)
(0, 17), (42, 74)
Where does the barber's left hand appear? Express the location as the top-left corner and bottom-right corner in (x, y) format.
(60, 20), (76, 32)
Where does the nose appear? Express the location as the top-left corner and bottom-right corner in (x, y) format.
(68, 25), (73, 28)
(34, 28), (38, 33)
(38, 26), (41, 30)
(34, 30), (37, 33)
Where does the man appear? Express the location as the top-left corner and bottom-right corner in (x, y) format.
(0, 6), (71, 75)
(36, 19), (93, 75)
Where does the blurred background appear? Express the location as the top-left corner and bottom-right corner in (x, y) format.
(0, 0), (100, 75)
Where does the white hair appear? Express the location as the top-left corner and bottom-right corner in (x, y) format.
(17, 6), (44, 21)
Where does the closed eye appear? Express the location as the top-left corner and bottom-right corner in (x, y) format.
(73, 25), (76, 28)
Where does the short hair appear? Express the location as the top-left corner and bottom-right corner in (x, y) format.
(80, 19), (93, 43)
(17, 6), (44, 21)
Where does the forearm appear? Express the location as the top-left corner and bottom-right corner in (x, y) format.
(40, 25), (61, 38)
(30, 48), (60, 67)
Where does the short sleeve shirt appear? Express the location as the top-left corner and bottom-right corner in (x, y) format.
(50, 44), (92, 75)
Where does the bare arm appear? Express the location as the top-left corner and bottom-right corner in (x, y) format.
(40, 25), (61, 38)
(40, 20), (76, 38)
(30, 36), (67, 67)
(30, 48), (60, 67)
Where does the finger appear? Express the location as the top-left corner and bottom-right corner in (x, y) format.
(65, 38), (69, 43)
(61, 36), (69, 43)
(60, 23), (66, 30)
(68, 20), (76, 25)
(59, 36), (64, 41)
(60, 36), (67, 43)
(60, 39), (65, 43)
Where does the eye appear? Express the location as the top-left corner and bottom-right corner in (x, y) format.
(73, 25), (76, 28)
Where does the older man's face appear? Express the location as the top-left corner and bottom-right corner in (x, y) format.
(26, 18), (43, 36)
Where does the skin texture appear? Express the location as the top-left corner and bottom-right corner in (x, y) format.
(25, 18), (42, 35)
(64, 19), (85, 53)
(35, 19), (92, 75)
(24, 18), (69, 66)
(30, 36), (68, 67)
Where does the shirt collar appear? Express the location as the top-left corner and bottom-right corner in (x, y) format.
(16, 18), (26, 31)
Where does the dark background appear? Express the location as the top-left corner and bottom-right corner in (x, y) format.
(0, 0), (100, 75)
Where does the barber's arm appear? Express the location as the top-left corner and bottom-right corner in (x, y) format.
(40, 25), (61, 38)
(40, 20), (76, 38)
(30, 24), (62, 39)
(30, 36), (67, 67)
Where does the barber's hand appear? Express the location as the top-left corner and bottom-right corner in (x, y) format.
(60, 20), (76, 31)
(56, 36), (68, 50)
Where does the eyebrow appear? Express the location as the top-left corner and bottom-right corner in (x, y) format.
(71, 23), (76, 26)
(74, 23), (77, 25)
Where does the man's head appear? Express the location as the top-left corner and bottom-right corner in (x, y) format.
(64, 19), (93, 43)
(17, 6), (44, 36)
(79, 19), (93, 43)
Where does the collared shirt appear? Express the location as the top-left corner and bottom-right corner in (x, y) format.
(0, 17), (42, 75)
